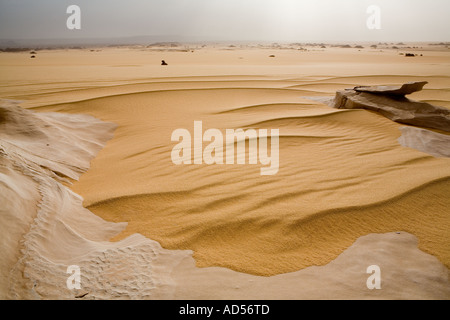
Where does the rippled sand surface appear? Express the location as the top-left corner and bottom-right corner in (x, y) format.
(1, 47), (449, 298)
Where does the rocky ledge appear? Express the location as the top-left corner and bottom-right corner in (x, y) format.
(333, 81), (450, 132)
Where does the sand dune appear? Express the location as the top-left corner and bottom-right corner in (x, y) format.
(1, 48), (449, 299)
(27, 75), (450, 277)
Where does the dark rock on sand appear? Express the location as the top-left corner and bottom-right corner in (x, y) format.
(354, 81), (428, 96)
(333, 81), (450, 132)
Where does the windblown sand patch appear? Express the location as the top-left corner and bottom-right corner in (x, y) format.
(0, 100), (188, 299)
(399, 127), (450, 158)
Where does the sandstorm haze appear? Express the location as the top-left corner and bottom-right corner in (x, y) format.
(0, 0), (449, 43)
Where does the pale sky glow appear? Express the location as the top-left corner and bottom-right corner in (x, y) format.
(0, 0), (449, 42)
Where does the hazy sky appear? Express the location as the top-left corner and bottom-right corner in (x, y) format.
(0, 0), (449, 42)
